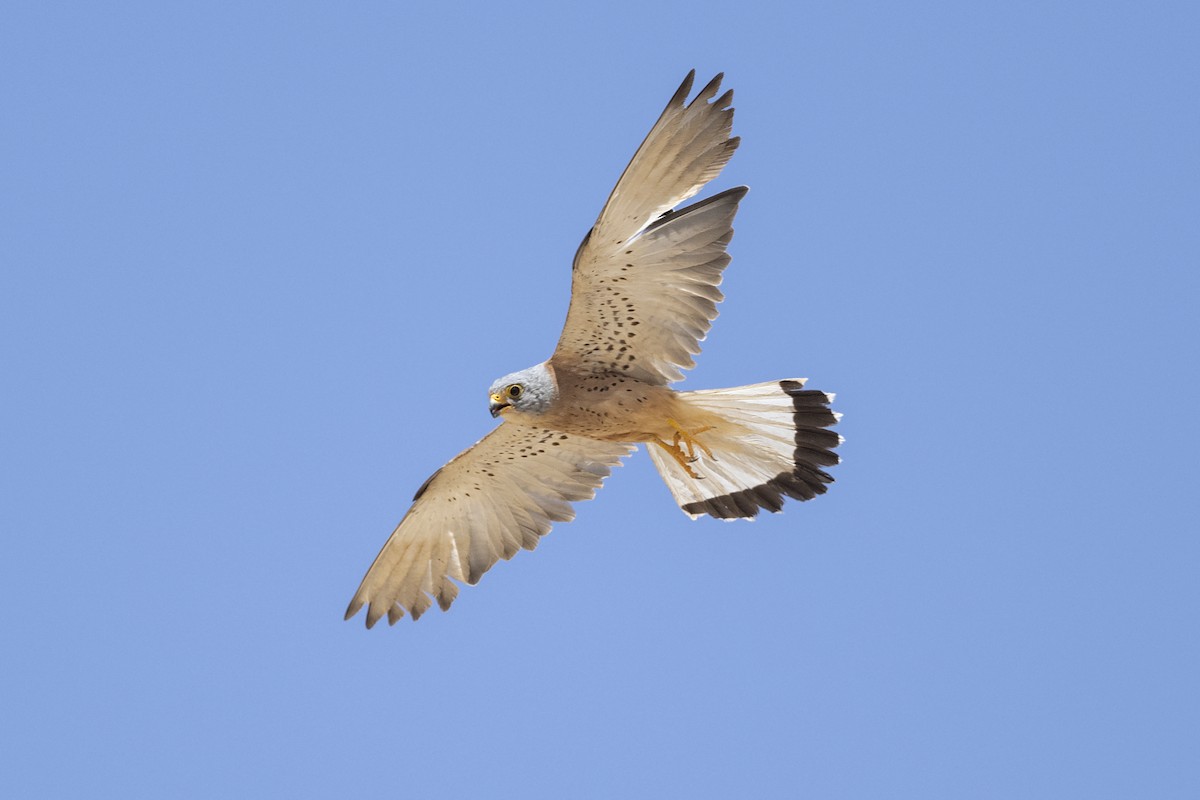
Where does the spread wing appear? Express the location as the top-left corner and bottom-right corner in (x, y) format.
(551, 71), (745, 385)
(345, 423), (633, 626)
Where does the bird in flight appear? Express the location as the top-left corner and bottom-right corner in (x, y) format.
(345, 71), (841, 627)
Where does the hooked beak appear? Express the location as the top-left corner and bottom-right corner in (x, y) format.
(489, 393), (509, 418)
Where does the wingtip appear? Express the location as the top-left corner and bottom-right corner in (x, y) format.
(365, 602), (388, 629)
(693, 72), (725, 105)
(726, 184), (749, 201)
(670, 70), (697, 108)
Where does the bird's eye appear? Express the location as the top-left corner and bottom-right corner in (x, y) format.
(507, 384), (523, 399)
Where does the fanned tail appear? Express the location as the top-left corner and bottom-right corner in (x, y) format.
(647, 380), (842, 520)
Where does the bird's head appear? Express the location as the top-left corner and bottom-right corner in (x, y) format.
(488, 362), (558, 418)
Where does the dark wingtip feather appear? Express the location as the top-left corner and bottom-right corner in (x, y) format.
(693, 72), (725, 105)
(435, 583), (457, 612)
(364, 608), (380, 629)
(670, 70), (697, 108)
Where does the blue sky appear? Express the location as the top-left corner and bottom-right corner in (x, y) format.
(3, 2), (1198, 797)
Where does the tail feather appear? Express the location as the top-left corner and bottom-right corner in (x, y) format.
(647, 379), (841, 520)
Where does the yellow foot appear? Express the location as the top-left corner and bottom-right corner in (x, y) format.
(652, 419), (716, 479)
(652, 436), (703, 478)
(667, 418), (715, 461)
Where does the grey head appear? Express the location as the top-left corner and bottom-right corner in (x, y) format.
(488, 362), (558, 418)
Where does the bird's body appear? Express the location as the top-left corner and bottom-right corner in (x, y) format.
(345, 72), (842, 627)
(501, 361), (703, 443)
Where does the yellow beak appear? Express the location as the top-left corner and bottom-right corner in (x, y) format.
(489, 393), (509, 418)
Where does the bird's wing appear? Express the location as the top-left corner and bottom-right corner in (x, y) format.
(345, 423), (633, 626)
(551, 71), (745, 385)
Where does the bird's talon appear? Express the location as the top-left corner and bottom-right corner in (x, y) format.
(666, 419), (715, 462)
(653, 420), (717, 480)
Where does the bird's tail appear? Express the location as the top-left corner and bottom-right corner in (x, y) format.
(647, 379), (842, 519)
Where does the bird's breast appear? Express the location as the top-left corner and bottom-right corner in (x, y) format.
(539, 374), (683, 442)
